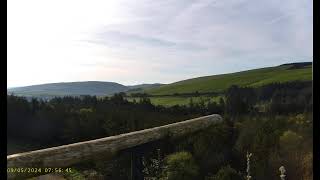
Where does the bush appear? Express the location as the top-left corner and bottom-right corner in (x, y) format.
(207, 165), (242, 180)
(279, 130), (303, 152)
(161, 151), (199, 180)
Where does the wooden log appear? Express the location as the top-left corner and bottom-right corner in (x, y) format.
(7, 114), (222, 179)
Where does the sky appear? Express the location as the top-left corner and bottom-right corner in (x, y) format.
(7, 0), (313, 88)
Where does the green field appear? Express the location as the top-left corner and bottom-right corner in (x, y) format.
(146, 64), (312, 95)
(126, 96), (223, 107)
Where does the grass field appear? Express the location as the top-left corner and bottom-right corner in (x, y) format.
(126, 96), (224, 107)
(146, 64), (312, 95)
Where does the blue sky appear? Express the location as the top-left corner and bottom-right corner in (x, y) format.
(7, 0), (313, 88)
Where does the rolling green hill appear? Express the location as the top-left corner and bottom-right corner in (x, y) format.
(7, 62), (312, 101)
(146, 63), (312, 95)
(126, 83), (164, 94)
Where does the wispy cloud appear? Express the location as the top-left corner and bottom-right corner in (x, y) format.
(7, 0), (312, 87)
(85, 30), (208, 53)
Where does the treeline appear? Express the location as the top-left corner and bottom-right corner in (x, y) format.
(7, 94), (201, 146)
(129, 91), (223, 97)
(224, 81), (312, 117)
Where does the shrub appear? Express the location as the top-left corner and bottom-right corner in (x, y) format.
(207, 165), (242, 180)
(161, 151), (199, 180)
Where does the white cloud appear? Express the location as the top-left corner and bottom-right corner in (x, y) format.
(7, 0), (313, 88)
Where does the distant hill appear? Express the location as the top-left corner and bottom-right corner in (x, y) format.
(7, 81), (129, 98)
(7, 62), (312, 98)
(7, 81), (165, 99)
(146, 62), (312, 95)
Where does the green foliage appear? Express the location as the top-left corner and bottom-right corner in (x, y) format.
(279, 130), (303, 152)
(235, 118), (262, 153)
(277, 130), (308, 179)
(191, 122), (235, 175)
(206, 165), (242, 180)
(126, 96), (223, 107)
(267, 82), (312, 115)
(7, 94), (198, 150)
(162, 152), (199, 180)
(225, 85), (257, 117)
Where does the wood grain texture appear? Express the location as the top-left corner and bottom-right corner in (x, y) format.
(7, 114), (222, 179)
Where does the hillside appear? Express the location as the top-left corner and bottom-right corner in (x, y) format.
(7, 81), (166, 99)
(127, 83), (164, 91)
(7, 81), (129, 98)
(7, 63), (312, 98)
(146, 63), (312, 95)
